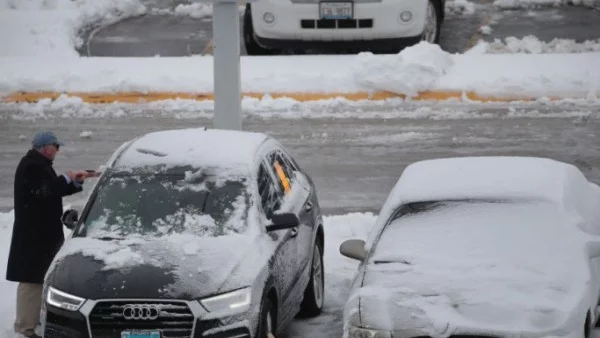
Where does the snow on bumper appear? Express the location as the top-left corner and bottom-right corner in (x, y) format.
(251, 0), (427, 41)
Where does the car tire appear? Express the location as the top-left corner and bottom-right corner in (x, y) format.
(421, 0), (441, 44)
(243, 4), (280, 56)
(256, 297), (276, 338)
(298, 241), (324, 317)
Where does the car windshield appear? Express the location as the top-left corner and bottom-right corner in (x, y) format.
(370, 199), (535, 264)
(75, 167), (251, 239)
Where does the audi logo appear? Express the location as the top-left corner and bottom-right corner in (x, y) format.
(122, 304), (161, 320)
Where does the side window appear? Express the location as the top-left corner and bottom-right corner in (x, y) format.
(257, 163), (282, 219)
(269, 151), (297, 195)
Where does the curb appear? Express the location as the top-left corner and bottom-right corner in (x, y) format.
(1, 91), (567, 103)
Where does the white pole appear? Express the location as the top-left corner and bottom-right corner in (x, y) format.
(212, 1), (242, 130)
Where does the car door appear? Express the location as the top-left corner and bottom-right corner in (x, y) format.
(257, 161), (298, 306)
(267, 150), (314, 280)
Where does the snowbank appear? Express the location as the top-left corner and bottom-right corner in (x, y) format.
(150, 3), (246, 18)
(353, 43), (455, 97)
(0, 0), (147, 58)
(1, 42), (598, 100)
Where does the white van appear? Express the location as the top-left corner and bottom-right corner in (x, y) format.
(243, 0), (446, 54)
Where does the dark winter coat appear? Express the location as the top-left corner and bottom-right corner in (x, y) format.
(6, 149), (83, 284)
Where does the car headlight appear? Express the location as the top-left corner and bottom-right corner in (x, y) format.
(348, 326), (391, 338)
(199, 287), (251, 315)
(46, 287), (86, 311)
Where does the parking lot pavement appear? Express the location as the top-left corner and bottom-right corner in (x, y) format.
(1, 104), (599, 214)
(83, 1), (599, 57)
(481, 4), (600, 44)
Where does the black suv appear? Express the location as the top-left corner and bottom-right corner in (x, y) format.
(41, 128), (325, 338)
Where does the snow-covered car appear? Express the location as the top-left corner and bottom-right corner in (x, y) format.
(243, 0), (445, 55)
(40, 128), (325, 338)
(339, 156), (600, 338)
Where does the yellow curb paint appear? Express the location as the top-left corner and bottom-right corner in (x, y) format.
(2, 91), (565, 103)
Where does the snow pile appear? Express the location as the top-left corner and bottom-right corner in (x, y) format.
(173, 3), (212, 18)
(494, 0), (599, 8)
(0, 0), (147, 58)
(480, 25), (493, 35)
(486, 35), (600, 53)
(79, 130), (93, 139)
(445, 0), (476, 15)
(353, 42), (455, 97)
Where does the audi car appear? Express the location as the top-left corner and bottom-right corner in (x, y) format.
(340, 156), (600, 338)
(243, 0), (445, 54)
(41, 128), (325, 338)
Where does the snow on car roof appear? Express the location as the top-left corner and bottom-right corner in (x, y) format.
(366, 156), (600, 249)
(111, 128), (269, 173)
(391, 156), (589, 206)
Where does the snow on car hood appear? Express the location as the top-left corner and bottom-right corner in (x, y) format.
(354, 200), (593, 335)
(50, 221), (273, 300)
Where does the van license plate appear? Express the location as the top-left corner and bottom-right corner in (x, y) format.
(319, 2), (353, 19)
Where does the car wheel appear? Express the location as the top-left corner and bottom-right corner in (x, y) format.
(243, 4), (280, 56)
(256, 297), (276, 338)
(298, 241), (324, 317)
(421, 0), (441, 44)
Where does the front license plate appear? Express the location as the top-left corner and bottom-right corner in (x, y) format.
(121, 331), (161, 338)
(319, 2), (353, 19)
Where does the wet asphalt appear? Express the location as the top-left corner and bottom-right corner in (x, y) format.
(1, 104), (599, 215)
(83, 0), (600, 57)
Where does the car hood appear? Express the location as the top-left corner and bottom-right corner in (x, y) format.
(46, 232), (271, 300)
(355, 257), (589, 336)
(353, 201), (593, 335)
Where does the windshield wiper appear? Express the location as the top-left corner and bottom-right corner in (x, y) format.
(94, 235), (124, 241)
(373, 259), (412, 265)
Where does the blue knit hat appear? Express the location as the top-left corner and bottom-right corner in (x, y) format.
(32, 131), (64, 149)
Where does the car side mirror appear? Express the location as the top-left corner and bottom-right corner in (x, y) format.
(61, 209), (79, 230)
(340, 239), (367, 261)
(266, 213), (300, 232)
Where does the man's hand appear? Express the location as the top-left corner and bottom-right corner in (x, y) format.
(85, 170), (102, 178)
(67, 170), (90, 183)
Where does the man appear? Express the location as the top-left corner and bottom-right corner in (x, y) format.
(6, 131), (93, 338)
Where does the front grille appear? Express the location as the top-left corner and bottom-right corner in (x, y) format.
(44, 324), (85, 338)
(301, 19), (373, 29)
(89, 301), (194, 338)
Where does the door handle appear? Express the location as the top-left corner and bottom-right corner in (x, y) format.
(304, 201), (313, 212)
(290, 227), (298, 238)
